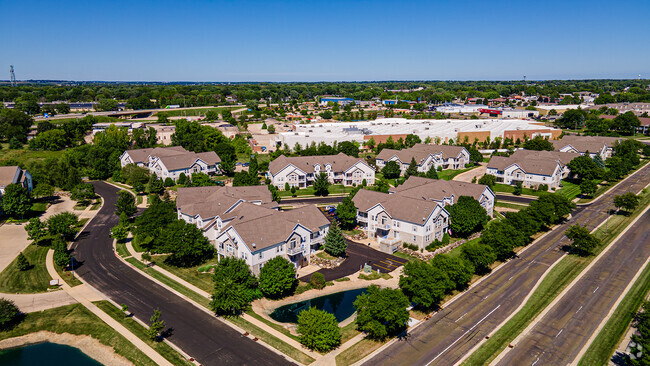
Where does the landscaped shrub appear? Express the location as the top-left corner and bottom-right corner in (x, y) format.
(402, 243), (419, 251)
(310, 272), (325, 289)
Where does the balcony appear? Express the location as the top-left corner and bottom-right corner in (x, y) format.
(357, 215), (368, 223)
(376, 222), (390, 230)
(287, 245), (304, 255)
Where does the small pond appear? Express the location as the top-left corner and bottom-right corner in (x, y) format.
(270, 288), (368, 323)
(0, 342), (101, 366)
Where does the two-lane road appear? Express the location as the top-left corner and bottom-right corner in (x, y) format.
(72, 182), (291, 366)
(364, 163), (650, 366)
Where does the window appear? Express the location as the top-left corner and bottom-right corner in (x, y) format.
(276, 246), (281, 253)
(258, 252), (263, 259)
(371, 215), (375, 221)
(413, 235), (417, 242)
(412, 225), (417, 232)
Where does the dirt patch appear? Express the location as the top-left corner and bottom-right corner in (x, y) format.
(0, 331), (132, 366)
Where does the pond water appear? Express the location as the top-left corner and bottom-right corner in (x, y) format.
(270, 288), (368, 323)
(0, 342), (101, 366)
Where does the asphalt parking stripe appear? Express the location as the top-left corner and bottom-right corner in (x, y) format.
(380, 260), (399, 267)
(373, 263), (392, 271)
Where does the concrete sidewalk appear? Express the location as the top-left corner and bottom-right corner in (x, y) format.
(45, 249), (174, 366)
(124, 241), (322, 361)
(1, 291), (77, 313)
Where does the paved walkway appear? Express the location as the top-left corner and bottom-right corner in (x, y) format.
(45, 249), (174, 366)
(1, 291), (77, 313)
(124, 241), (322, 360)
(453, 162), (487, 182)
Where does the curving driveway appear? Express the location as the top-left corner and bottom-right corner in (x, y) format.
(71, 182), (290, 366)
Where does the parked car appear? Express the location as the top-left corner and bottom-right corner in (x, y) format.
(215, 181), (225, 186)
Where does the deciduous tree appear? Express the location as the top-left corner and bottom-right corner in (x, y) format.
(259, 257), (296, 299)
(446, 196), (489, 238)
(297, 307), (341, 352)
(354, 285), (410, 340)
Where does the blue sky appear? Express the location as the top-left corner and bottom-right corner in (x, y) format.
(2, 0), (649, 81)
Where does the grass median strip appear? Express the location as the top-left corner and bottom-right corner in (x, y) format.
(123, 256), (315, 364)
(0, 244), (51, 293)
(335, 338), (383, 366)
(578, 262), (650, 365)
(94, 300), (194, 366)
(463, 190), (650, 366)
(0, 304), (158, 366)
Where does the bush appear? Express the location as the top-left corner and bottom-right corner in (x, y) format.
(537, 184), (549, 192)
(310, 272), (325, 290)
(0, 299), (21, 330)
(402, 243), (419, 251)
(163, 177), (174, 187)
(478, 174), (497, 188)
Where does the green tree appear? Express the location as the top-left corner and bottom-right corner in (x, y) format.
(210, 257), (259, 316)
(16, 252), (30, 271)
(233, 171), (259, 186)
(354, 285), (410, 340)
(0, 299), (21, 330)
(313, 172), (330, 196)
(32, 183), (54, 199)
(480, 221), (525, 260)
(147, 309), (166, 341)
(47, 212), (79, 240)
(461, 241), (497, 275)
(116, 190), (136, 217)
(8, 137), (22, 149)
(259, 257), (297, 299)
(25, 218), (48, 244)
(430, 254), (474, 292)
(177, 173), (188, 185)
(612, 111), (641, 135)
(336, 196), (357, 229)
(405, 157), (419, 178)
(56, 103), (71, 114)
(96, 98), (119, 112)
(0, 108), (33, 143)
(324, 222), (347, 257)
(110, 224), (128, 243)
(70, 183), (95, 205)
(613, 192), (640, 214)
(162, 220), (214, 267)
(1, 184), (31, 218)
(527, 193), (575, 226)
(425, 165), (439, 179)
(446, 196), (489, 238)
(556, 108), (587, 129)
(147, 176), (164, 194)
(523, 136), (554, 151)
(399, 260), (452, 309)
(478, 174), (496, 188)
(381, 160), (401, 179)
(579, 180), (597, 197)
(513, 181), (523, 196)
(565, 224), (599, 256)
(297, 307), (341, 352)
(567, 155), (603, 181)
(338, 141), (359, 157)
(467, 147), (483, 165)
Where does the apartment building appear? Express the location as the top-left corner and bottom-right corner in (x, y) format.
(552, 135), (621, 160)
(486, 150), (578, 190)
(375, 144), (470, 173)
(120, 146), (221, 181)
(390, 176), (495, 217)
(0, 166), (33, 196)
(352, 189), (450, 250)
(267, 153), (375, 190)
(176, 186), (329, 274)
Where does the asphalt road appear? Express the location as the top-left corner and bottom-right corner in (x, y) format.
(496, 208), (650, 365)
(72, 182), (291, 366)
(364, 163), (650, 366)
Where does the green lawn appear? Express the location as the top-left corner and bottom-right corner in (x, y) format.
(55, 262), (83, 287)
(0, 244), (51, 293)
(494, 201), (528, 210)
(94, 301), (194, 366)
(340, 321), (361, 344)
(556, 180), (581, 200)
(578, 262), (650, 365)
(278, 184), (355, 197)
(438, 166), (478, 181)
(0, 304), (158, 366)
(245, 310), (300, 342)
(464, 189), (650, 365)
(335, 337), (384, 366)
(0, 147), (65, 166)
(152, 255), (215, 293)
(116, 241), (130, 257)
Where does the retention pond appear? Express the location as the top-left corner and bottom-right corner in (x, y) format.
(270, 287), (368, 323)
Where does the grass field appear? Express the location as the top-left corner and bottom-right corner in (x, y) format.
(278, 184), (355, 197)
(94, 300), (194, 366)
(245, 310), (300, 342)
(492, 183), (544, 197)
(578, 262), (650, 365)
(438, 166), (478, 181)
(556, 180), (581, 200)
(494, 201), (528, 210)
(0, 147), (65, 166)
(340, 321), (361, 344)
(0, 244), (51, 293)
(335, 337), (384, 366)
(464, 190), (650, 365)
(0, 304), (158, 366)
(152, 255), (215, 293)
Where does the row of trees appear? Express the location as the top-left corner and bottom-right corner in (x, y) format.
(557, 109), (642, 136)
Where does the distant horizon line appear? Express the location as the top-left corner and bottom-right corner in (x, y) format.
(1, 78), (649, 84)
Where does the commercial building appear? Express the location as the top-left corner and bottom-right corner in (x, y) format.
(375, 144), (470, 173)
(267, 153), (375, 189)
(0, 166), (33, 196)
(486, 150), (578, 190)
(176, 186), (329, 274)
(120, 146), (221, 181)
(435, 103), (487, 114)
(278, 118), (561, 147)
(319, 97), (354, 106)
(478, 108), (539, 119)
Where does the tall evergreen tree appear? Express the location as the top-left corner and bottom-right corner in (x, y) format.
(324, 222), (347, 257)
